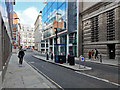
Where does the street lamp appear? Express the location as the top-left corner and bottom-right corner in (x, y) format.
(54, 28), (58, 56)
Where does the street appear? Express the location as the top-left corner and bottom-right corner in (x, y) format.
(24, 51), (119, 88)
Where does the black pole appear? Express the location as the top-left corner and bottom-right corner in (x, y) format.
(54, 28), (58, 62)
(55, 28), (57, 45)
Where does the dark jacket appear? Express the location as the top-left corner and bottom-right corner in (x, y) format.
(18, 50), (25, 58)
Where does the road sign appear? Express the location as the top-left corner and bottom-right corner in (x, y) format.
(81, 57), (84, 62)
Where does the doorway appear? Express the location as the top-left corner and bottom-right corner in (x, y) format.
(107, 44), (115, 59)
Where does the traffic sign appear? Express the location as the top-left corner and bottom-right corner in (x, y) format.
(81, 57), (84, 61)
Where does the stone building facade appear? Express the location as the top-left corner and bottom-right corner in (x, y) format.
(20, 24), (35, 48)
(79, 1), (120, 60)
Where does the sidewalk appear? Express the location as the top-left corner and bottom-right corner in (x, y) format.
(33, 55), (92, 71)
(34, 50), (119, 67)
(75, 57), (119, 66)
(2, 54), (57, 88)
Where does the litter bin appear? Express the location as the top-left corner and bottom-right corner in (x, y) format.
(69, 56), (75, 65)
(58, 55), (66, 64)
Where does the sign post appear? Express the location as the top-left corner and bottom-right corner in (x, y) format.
(81, 56), (85, 68)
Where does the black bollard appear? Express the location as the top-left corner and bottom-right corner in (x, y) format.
(100, 54), (102, 63)
(51, 53), (53, 60)
(68, 55), (70, 63)
(46, 53), (49, 60)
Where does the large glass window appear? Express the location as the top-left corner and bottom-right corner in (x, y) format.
(58, 0), (63, 9)
(42, 1), (67, 39)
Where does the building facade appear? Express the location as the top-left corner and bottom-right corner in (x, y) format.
(78, 1), (120, 60)
(41, 0), (77, 56)
(0, 0), (15, 84)
(20, 24), (35, 49)
(34, 11), (44, 51)
(12, 11), (21, 51)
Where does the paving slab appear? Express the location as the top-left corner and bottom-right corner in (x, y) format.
(33, 50), (119, 66)
(2, 54), (57, 88)
(33, 55), (92, 71)
(75, 57), (119, 66)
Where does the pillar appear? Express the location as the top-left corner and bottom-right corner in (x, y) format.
(67, 34), (69, 56)
(53, 38), (54, 56)
(0, 13), (2, 71)
(45, 40), (46, 53)
(77, 2), (83, 57)
(48, 39), (50, 53)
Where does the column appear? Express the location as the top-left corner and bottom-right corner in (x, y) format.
(58, 37), (60, 55)
(53, 38), (54, 56)
(67, 34), (69, 56)
(0, 14), (2, 71)
(40, 42), (41, 52)
(77, 2), (83, 57)
(45, 40), (46, 53)
(48, 39), (50, 53)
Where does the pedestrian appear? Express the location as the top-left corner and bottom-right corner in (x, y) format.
(88, 50), (91, 59)
(51, 52), (53, 60)
(18, 49), (25, 65)
(91, 50), (94, 60)
(95, 48), (99, 60)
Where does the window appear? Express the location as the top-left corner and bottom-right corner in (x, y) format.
(91, 16), (99, 42)
(107, 9), (115, 41)
(41, 44), (45, 47)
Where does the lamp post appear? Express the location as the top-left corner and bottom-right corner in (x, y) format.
(54, 28), (58, 55)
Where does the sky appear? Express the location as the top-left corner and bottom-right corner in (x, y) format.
(14, 0), (46, 27)
(13, 0), (105, 27)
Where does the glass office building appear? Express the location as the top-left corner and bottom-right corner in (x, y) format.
(0, 0), (15, 81)
(42, 0), (77, 56)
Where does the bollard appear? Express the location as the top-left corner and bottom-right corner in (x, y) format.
(80, 55), (85, 68)
(51, 53), (53, 60)
(100, 54), (102, 63)
(46, 53), (49, 60)
(67, 53), (70, 63)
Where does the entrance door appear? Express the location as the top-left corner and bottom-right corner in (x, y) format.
(107, 44), (115, 59)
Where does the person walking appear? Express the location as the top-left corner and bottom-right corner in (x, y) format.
(88, 50), (91, 59)
(95, 48), (99, 60)
(91, 50), (94, 60)
(18, 49), (25, 65)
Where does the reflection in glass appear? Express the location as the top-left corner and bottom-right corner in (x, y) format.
(42, 1), (67, 39)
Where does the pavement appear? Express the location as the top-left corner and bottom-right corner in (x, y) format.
(75, 57), (119, 67)
(2, 53), (57, 89)
(34, 50), (119, 67)
(26, 51), (119, 88)
(33, 55), (92, 71)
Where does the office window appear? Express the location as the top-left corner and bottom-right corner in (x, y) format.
(91, 16), (99, 42)
(107, 9), (115, 41)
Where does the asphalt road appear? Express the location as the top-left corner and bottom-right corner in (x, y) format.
(24, 51), (119, 88)
(34, 51), (119, 84)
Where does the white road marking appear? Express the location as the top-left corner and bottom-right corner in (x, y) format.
(75, 71), (120, 86)
(29, 62), (34, 63)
